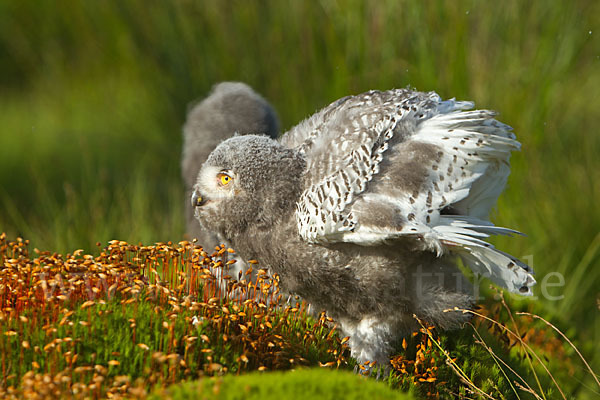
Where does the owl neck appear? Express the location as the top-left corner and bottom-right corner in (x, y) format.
(223, 188), (299, 242)
(224, 208), (300, 267)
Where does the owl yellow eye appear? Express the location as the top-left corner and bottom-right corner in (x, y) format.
(218, 173), (232, 186)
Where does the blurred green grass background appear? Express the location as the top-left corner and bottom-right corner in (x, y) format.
(0, 0), (598, 395)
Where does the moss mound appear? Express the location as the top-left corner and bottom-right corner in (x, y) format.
(152, 369), (416, 400)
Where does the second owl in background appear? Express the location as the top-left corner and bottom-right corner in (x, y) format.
(182, 82), (279, 250)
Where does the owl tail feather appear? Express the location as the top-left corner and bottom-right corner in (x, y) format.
(434, 216), (536, 295)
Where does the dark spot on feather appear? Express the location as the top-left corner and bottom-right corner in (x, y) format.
(333, 182), (341, 197)
(341, 170), (350, 188)
(409, 197), (415, 204)
(426, 215), (431, 223)
(432, 165), (438, 171)
(507, 262), (515, 269)
(407, 213), (415, 221)
(317, 189), (324, 203)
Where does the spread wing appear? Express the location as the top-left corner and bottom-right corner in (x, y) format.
(285, 89), (535, 295)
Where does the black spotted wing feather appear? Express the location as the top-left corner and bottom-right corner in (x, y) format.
(281, 89), (535, 295)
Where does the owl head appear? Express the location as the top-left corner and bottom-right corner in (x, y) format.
(192, 135), (306, 240)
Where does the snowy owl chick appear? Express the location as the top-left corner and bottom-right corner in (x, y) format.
(192, 89), (535, 366)
(182, 82), (279, 249)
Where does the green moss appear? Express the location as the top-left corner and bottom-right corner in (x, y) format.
(151, 369), (416, 400)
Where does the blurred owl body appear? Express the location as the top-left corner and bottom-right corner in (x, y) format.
(193, 89), (535, 365)
(182, 82), (279, 249)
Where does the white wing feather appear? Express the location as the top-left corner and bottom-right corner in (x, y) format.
(286, 89), (535, 295)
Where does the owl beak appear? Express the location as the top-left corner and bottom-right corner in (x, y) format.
(191, 189), (206, 207)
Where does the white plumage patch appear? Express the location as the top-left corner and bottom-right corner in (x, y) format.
(339, 316), (394, 367)
(290, 89), (535, 295)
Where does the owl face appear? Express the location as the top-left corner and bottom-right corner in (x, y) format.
(192, 134), (306, 239)
(192, 163), (243, 236)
